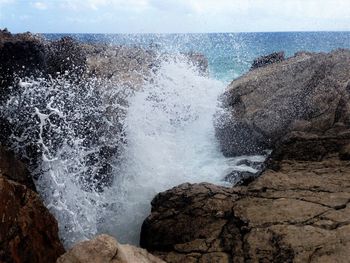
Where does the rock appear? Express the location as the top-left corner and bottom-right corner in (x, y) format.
(0, 31), (46, 102)
(339, 143), (350, 160)
(0, 175), (65, 262)
(85, 45), (156, 90)
(57, 234), (165, 263)
(216, 49), (350, 156)
(141, 132), (350, 262)
(0, 145), (36, 191)
(186, 52), (209, 74)
(224, 170), (259, 186)
(251, 51), (285, 69)
(46, 37), (87, 77)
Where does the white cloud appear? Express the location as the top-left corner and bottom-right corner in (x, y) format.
(32, 1), (48, 10)
(59, 0), (150, 11)
(0, 0), (15, 8)
(1, 0), (350, 33)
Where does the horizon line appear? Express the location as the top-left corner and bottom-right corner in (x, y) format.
(4, 28), (350, 35)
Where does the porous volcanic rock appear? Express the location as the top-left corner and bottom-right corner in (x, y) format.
(57, 234), (165, 263)
(0, 173), (65, 262)
(215, 49), (350, 156)
(141, 125), (350, 262)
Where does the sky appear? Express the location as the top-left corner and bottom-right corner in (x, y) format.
(0, 0), (350, 33)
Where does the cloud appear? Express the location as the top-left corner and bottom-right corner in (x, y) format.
(59, 0), (150, 11)
(32, 1), (48, 10)
(0, 0), (15, 8)
(1, 0), (350, 33)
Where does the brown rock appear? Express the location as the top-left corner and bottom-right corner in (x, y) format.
(57, 234), (164, 263)
(85, 45), (156, 90)
(0, 145), (36, 191)
(0, 175), (65, 263)
(215, 49), (350, 156)
(141, 136), (350, 262)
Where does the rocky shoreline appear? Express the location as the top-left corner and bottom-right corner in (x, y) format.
(140, 49), (350, 262)
(0, 29), (349, 262)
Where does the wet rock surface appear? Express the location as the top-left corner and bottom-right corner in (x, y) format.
(251, 51), (285, 69)
(216, 49), (350, 156)
(0, 150), (65, 263)
(57, 234), (165, 263)
(141, 146), (350, 262)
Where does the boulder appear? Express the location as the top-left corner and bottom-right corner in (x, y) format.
(85, 45), (156, 90)
(0, 145), (36, 191)
(251, 51), (285, 69)
(0, 175), (65, 262)
(57, 234), (165, 263)
(215, 49), (350, 156)
(141, 131), (350, 262)
(0, 30), (46, 102)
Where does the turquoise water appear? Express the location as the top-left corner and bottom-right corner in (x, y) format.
(44, 32), (350, 82)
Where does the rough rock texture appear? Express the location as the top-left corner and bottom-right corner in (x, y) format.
(57, 234), (165, 263)
(0, 30), (46, 103)
(216, 49), (350, 156)
(46, 37), (87, 77)
(0, 145), (36, 191)
(251, 51), (285, 70)
(0, 173), (65, 262)
(85, 44), (156, 90)
(142, 112), (350, 262)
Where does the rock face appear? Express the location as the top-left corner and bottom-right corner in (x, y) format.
(85, 44), (156, 90)
(0, 157), (65, 262)
(57, 234), (165, 263)
(46, 37), (87, 77)
(251, 51), (285, 69)
(0, 30), (46, 103)
(0, 145), (36, 191)
(215, 49), (350, 156)
(141, 143), (350, 262)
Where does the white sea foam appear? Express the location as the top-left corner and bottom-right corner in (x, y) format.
(2, 56), (265, 248)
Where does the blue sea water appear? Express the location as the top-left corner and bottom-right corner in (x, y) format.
(44, 32), (350, 82)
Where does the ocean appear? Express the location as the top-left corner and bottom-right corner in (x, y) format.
(43, 31), (350, 81)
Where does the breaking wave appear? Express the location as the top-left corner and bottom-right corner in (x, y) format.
(1, 55), (263, 247)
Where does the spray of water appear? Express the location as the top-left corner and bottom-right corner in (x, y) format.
(1, 55), (264, 248)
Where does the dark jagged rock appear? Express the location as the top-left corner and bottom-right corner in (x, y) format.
(224, 170), (259, 186)
(0, 147), (65, 263)
(216, 49), (350, 157)
(46, 37), (87, 77)
(0, 145), (36, 191)
(0, 33), (46, 102)
(251, 51), (285, 69)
